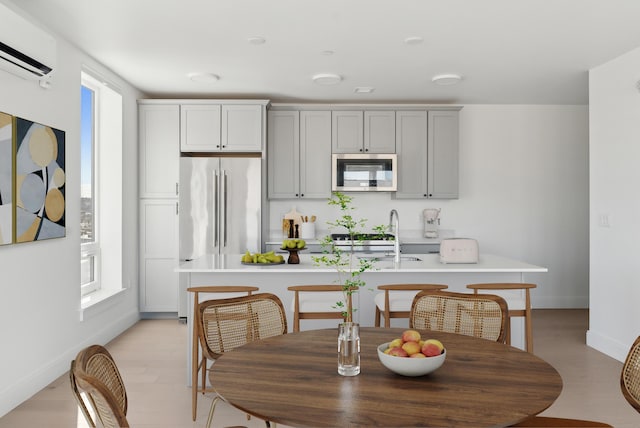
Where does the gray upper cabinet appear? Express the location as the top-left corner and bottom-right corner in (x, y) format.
(299, 111), (332, 198)
(428, 110), (459, 199)
(395, 111), (428, 199)
(180, 102), (265, 152)
(180, 104), (222, 152)
(395, 109), (460, 199)
(268, 111), (299, 198)
(364, 110), (396, 153)
(332, 110), (396, 153)
(332, 110), (363, 153)
(139, 103), (180, 198)
(268, 110), (331, 199)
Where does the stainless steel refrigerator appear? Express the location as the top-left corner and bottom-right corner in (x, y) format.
(178, 154), (262, 316)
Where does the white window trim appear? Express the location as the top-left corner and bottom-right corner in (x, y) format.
(80, 68), (124, 319)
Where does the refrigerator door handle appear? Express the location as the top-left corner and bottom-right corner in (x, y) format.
(222, 170), (228, 247)
(214, 170), (219, 248)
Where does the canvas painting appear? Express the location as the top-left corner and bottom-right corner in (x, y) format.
(15, 117), (66, 242)
(0, 112), (12, 245)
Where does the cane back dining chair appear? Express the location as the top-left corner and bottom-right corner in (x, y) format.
(410, 290), (509, 343)
(195, 293), (287, 428)
(69, 359), (97, 427)
(287, 285), (352, 332)
(467, 282), (537, 352)
(621, 335), (640, 413)
(71, 344), (129, 428)
(374, 283), (449, 327)
(187, 285), (259, 421)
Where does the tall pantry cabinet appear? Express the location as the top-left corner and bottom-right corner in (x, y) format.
(138, 103), (180, 313)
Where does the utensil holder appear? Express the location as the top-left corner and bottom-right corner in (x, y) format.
(300, 222), (315, 240)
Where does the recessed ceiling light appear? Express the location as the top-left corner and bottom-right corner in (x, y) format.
(312, 73), (342, 85)
(187, 72), (219, 83)
(432, 74), (462, 85)
(354, 87), (374, 94)
(247, 36), (266, 45)
(404, 36), (424, 45)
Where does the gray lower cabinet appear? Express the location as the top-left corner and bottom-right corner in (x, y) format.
(268, 110), (331, 199)
(395, 110), (460, 199)
(139, 199), (179, 312)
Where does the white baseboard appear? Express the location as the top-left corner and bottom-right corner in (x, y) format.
(586, 329), (628, 363)
(0, 310), (140, 418)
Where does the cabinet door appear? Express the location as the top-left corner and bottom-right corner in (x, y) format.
(332, 111), (363, 153)
(180, 104), (222, 152)
(140, 199), (179, 312)
(428, 111), (459, 199)
(222, 104), (263, 151)
(139, 104), (179, 198)
(300, 111), (332, 199)
(268, 111), (300, 199)
(364, 111), (396, 153)
(394, 111), (428, 199)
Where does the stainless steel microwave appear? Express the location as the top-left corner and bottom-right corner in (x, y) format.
(332, 153), (397, 192)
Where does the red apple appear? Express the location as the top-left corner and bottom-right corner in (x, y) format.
(388, 347), (409, 357)
(401, 329), (421, 343)
(421, 339), (445, 357)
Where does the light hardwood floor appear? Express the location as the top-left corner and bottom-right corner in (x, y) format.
(1, 309), (638, 427)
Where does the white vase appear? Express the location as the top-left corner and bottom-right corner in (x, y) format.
(337, 322), (360, 376)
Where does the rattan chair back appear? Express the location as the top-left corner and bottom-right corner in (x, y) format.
(375, 283), (449, 328)
(621, 335), (640, 413)
(410, 290), (508, 343)
(72, 345), (129, 428)
(69, 359), (96, 428)
(197, 293), (287, 360)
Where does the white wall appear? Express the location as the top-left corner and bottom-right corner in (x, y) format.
(270, 105), (590, 309)
(0, 1), (143, 416)
(587, 47), (640, 362)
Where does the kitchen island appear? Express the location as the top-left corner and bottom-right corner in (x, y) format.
(177, 252), (546, 384)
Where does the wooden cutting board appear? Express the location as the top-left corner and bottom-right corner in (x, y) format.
(283, 207), (303, 225)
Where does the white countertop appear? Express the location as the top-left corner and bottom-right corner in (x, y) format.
(176, 253), (547, 274)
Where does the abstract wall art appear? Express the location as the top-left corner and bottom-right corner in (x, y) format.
(0, 112), (12, 245)
(15, 117), (66, 242)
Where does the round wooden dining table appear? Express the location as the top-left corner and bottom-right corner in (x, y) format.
(210, 327), (562, 427)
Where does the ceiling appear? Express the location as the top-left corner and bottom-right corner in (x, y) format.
(16, 0), (640, 104)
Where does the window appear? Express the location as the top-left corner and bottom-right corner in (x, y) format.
(80, 70), (123, 300)
(80, 83), (98, 295)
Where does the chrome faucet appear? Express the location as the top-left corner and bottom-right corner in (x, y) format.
(389, 209), (400, 263)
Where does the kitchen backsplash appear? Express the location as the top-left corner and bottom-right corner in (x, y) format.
(268, 193), (456, 241)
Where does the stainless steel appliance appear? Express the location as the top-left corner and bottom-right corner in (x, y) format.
(332, 153), (397, 192)
(331, 233), (396, 252)
(178, 154), (262, 316)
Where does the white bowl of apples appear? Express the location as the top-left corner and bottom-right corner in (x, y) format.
(377, 329), (446, 377)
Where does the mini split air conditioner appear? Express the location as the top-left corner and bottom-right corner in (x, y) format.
(0, 3), (57, 88)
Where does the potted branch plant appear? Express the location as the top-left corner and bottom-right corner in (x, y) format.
(312, 192), (388, 376)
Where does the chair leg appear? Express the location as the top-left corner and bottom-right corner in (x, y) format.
(375, 307), (381, 327)
(201, 357), (206, 395)
(506, 315), (512, 345)
(206, 395), (220, 428)
(525, 312), (533, 353)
